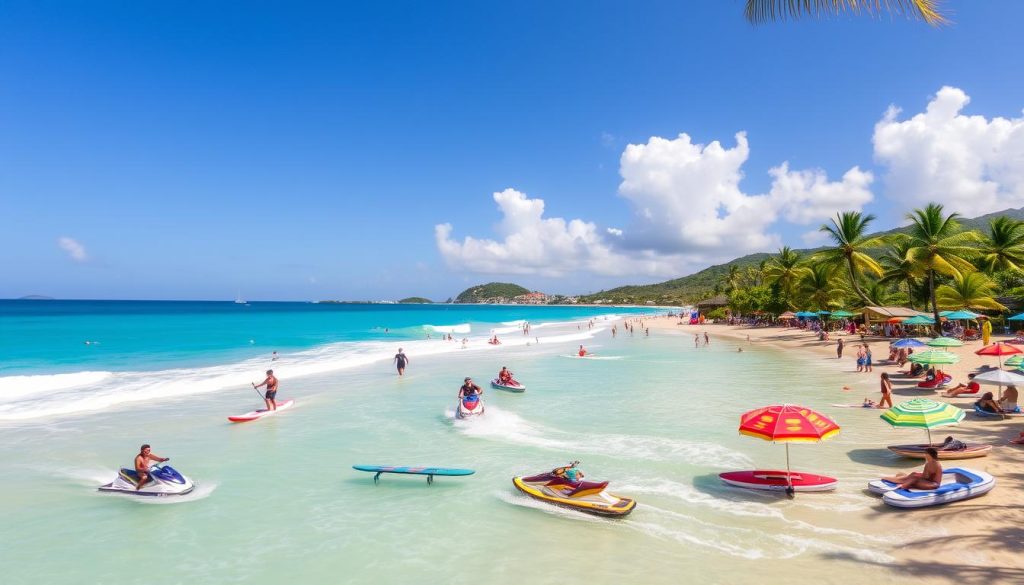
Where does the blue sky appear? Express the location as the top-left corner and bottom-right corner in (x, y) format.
(4, 1), (1024, 301)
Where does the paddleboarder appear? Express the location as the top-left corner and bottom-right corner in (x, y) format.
(253, 369), (279, 411)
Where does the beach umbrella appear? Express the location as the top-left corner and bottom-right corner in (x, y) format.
(926, 337), (963, 348)
(973, 369), (1024, 386)
(1004, 355), (1024, 367)
(829, 310), (854, 319)
(943, 310), (981, 321)
(908, 350), (960, 365)
(1008, 312), (1024, 322)
(903, 315), (935, 326)
(892, 338), (926, 349)
(880, 398), (964, 444)
(976, 342), (1022, 370)
(779, 311), (797, 320)
(886, 317), (906, 324)
(738, 404), (840, 493)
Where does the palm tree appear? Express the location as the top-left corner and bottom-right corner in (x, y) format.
(799, 264), (847, 311)
(878, 239), (919, 309)
(816, 211), (886, 305)
(723, 264), (742, 292)
(936, 272), (1007, 312)
(744, 0), (947, 25)
(901, 203), (983, 331)
(863, 281), (894, 307)
(978, 216), (1024, 274)
(763, 246), (810, 308)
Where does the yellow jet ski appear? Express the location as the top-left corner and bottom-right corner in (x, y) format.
(512, 464), (636, 517)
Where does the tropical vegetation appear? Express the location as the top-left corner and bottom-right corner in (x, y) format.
(744, 0), (948, 26)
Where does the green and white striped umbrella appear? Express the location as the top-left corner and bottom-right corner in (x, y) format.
(926, 337), (963, 348)
(908, 350), (960, 365)
(880, 398), (965, 444)
(1005, 355), (1024, 368)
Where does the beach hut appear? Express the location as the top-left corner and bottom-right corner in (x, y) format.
(861, 306), (931, 328)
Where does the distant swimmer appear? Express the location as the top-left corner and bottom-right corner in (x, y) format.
(578, 345), (587, 357)
(271, 351), (278, 361)
(394, 348), (409, 376)
(134, 444), (169, 491)
(489, 335), (501, 345)
(253, 369), (279, 411)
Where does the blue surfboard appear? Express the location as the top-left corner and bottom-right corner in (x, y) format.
(353, 465), (475, 485)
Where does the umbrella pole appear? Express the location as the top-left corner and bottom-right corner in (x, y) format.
(785, 443), (795, 498)
(927, 427), (932, 446)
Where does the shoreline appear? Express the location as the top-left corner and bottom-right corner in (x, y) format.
(640, 317), (1024, 580)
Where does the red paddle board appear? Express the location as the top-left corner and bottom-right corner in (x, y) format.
(228, 399), (294, 422)
(719, 469), (837, 492)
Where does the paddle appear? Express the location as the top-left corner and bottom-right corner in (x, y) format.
(251, 382), (265, 401)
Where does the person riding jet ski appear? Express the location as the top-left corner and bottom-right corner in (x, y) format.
(456, 377), (485, 418)
(513, 461), (636, 516)
(98, 444), (195, 497)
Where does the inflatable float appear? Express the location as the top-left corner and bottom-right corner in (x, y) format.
(718, 470), (837, 492)
(491, 378), (526, 393)
(917, 374), (952, 390)
(887, 443), (991, 460)
(973, 405), (1024, 418)
(867, 467), (995, 508)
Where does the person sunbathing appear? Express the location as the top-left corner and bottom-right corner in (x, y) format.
(882, 448), (942, 490)
(999, 385), (1019, 412)
(975, 392), (1002, 413)
(944, 374), (980, 397)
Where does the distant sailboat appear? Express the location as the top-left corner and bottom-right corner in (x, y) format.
(234, 291), (247, 304)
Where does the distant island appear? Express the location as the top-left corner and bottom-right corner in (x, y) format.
(398, 297), (433, 304)
(454, 282), (578, 305)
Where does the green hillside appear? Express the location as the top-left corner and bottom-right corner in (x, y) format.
(579, 207), (1024, 305)
(455, 282), (530, 303)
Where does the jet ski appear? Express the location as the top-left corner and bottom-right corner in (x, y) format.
(512, 466), (636, 517)
(98, 463), (195, 497)
(456, 394), (485, 419)
(491, 378), (526, 392)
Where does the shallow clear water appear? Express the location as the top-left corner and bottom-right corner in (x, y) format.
(0, 313), (931, 584)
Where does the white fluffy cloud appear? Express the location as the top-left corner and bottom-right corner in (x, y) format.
(435, 189), (642, 277)
(57, 237), (87, 262)
(874, 86), (1024, 214)
(617, 132), (873, 259)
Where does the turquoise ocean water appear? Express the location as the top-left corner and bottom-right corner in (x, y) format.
(1, 301), (924, 584)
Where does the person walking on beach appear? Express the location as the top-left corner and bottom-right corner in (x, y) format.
(836, 338), (844, 359)
(394, 348), (409, 376)
(133, 444), (169, 490)
(694, 334), (700, 348)
(879, 372), (893, 409)
(864, 345), (873, 372)
(703, 332), (709, 346)
(253, 369), (279, 411)
(856, 346), (866, 373)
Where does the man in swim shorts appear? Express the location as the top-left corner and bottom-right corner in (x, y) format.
(883, 448), (942, 490)
(394, 348), (408, 376)
(134, 444), (169, 490)
(253, 369), (279, 411)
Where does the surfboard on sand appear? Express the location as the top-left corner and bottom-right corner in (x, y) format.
(352, 465), (475, 485)
(228, 399), (295, 422)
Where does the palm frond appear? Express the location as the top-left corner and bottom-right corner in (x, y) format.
(744, 0), (949, 25)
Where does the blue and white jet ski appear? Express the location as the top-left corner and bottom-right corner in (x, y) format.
(456, 394), (485, 419)
(98, 463), (195, 497)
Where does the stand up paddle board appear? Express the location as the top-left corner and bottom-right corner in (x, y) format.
(228, 399), (294, 422)
(719, 470), (837, 492)
(352, 465), (475, 485)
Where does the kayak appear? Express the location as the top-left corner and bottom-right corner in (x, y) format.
(718, 470), (837, 492)
(867, 467), (995, 508)
(491, 378), (526, 393)
(513, 473), (635, 517)
(228, 399), (294, 422)
(887, 443), (991, 460)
